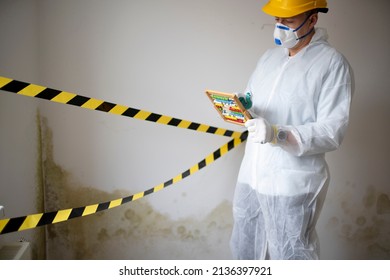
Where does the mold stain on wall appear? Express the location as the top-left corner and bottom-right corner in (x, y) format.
(25, 110), (47, 260)
(40, 117), (234, 260)
(327, 182), (390, 259)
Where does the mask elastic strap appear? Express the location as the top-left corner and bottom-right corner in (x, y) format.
(293, 12), (315, 42)
(297, 27), (314, 40)
(293, 13), (312, 32)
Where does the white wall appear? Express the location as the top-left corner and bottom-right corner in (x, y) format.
(0, 0), (389, 259)
(0, 0), (46, 259)
(316, 0), (390, 259)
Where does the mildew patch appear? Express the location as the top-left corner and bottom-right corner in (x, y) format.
(377, 194), (390, 215)
(25, 110), (47, 260)
(328, 184), (390, 259)
(363, 185), (376, 209)
(40, 118), (234, 260)
(355, 216), (366, 226)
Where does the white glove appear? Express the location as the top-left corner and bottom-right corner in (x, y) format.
(245, 118), (276, 144)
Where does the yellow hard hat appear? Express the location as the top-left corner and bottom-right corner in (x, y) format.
(262, 0), (328, 18)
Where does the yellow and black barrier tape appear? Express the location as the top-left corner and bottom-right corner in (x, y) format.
(0, 132), (247, 235)
(0, 76), (242, 138)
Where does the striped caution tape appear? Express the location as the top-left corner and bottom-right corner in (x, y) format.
(0, 76), (242, 138)
(0, 132), (247, 235)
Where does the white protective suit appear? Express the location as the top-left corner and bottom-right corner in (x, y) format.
(230, 28), (353, 260)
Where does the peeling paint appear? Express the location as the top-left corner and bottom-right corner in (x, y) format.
(39, 118), (234, 260)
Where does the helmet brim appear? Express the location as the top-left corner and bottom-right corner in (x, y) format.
(262, 4), (328, 18)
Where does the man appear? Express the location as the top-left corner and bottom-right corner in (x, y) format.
(230, 0), (353, 260)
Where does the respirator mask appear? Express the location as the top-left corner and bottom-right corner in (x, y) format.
(273, 14), (314, 49)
